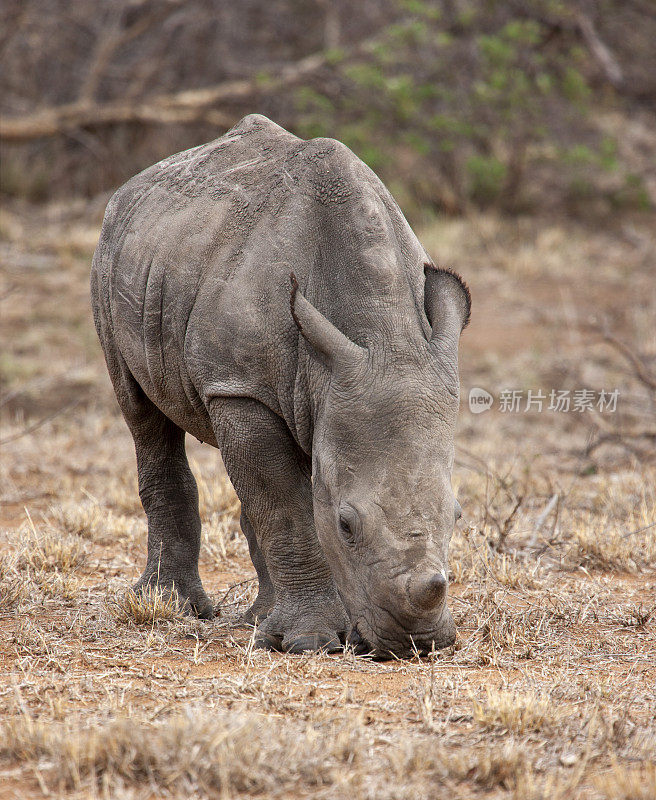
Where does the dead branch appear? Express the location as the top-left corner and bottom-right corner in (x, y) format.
(0, 398), (82, 445)
(600, 330), (656, 393)
(576, 13), (623, 88)
(79, 2), (185, 103)
(0, 98), (235, 141)
(0, 16), (399, 144)
(0, 50), (326, 142)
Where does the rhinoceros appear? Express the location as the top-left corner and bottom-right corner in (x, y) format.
(91, 114), (470, 657)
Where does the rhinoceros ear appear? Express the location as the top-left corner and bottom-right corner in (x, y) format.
(423, 264), (471, 352)
(290, 273), (365, 369)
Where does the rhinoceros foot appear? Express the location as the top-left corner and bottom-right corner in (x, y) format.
(238, 582), (276, 626)
(253, 591), (347, 654)
(133, 572), (215, 620)
(239, 598), (273, 626)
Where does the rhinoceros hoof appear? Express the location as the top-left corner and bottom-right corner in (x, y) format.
(286, 633), (343, 654)
(239, 593), (275, 626)
(253, 596), (347, 654)
(133, 573), (215, 620)
(254, 629), (342, 654)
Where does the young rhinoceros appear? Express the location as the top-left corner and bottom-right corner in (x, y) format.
(91, 114), (470, 658)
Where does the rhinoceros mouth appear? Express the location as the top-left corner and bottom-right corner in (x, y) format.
(346, 622), (419, 660)
(346, 625), (375, 656)
(347, 617), (456, 660)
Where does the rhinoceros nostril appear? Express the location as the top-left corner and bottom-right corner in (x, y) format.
(411, 572), (447, 611)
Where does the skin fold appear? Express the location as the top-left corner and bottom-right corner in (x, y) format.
(90, 114), (470, 657)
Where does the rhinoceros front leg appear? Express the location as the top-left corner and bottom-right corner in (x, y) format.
(208, 397), (347, 652)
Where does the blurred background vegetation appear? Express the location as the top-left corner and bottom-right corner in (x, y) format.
(1, 0), (655, 221)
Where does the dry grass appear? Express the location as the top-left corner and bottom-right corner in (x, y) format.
(567, 516), (656, 573)
(471, 688), (565, 734)
(17, 514), (85, 574)
(466, 744), (531, 791)
(1, 200), (655, 799)
(193, 460), (241, 522)
(0, 704), (538, 799)
(106, 472), (142, 515)
(0, 707), (368, 797)
(49, 499), (105, 539)
(106, 584), (187, 625)
(0, 556), (26, 609)
(594, 762), (656, 800)
(560, 478), (656, 573)
(36, 570), (81, 601)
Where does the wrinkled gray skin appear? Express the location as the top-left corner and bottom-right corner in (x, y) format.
(90, 114), (470, 658)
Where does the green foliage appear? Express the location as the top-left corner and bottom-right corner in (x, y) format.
(599, 137), (619, 172)
(324, 48), (345, 65)
(466, 155), (507, 204)
(610, 173), (652, 211)
(559, 138), (620, 174)
(294, 87), (335, 140)
(399, 0), (442, 20)
(343, 63), (386, 91)
(562, 66), (590, 104)
(4, 0), (653, 213)
(289, 2), (648, 215)
(255, 70), (274, 88)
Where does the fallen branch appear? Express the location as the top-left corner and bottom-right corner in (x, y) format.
(621, 521), (656, 540)
(600, 330), (656, 392)
(0, 398), (82, 445)
(0, 51), (326, 142)
(576, 13), (623, 88)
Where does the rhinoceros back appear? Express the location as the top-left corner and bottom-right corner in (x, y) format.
(91, 114), (425, 446)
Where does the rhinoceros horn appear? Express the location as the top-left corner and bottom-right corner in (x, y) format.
(290, 272), (365, 368)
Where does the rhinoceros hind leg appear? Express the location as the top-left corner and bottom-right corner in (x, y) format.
(239, 511), (275, 624)
(130, 409), (214, 619)
(103, 345), (214, 619)
(208, 397), (347, 651)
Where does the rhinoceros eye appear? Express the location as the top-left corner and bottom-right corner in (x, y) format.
(339, 514), (353, 538)
(338, 506), (358, 546)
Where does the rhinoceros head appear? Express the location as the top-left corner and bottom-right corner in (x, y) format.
(290, 265), (470, 657)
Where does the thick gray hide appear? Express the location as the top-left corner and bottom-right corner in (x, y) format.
(91, 114), (470, 657)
